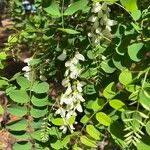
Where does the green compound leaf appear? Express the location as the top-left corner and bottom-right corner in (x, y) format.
(13, 142), (32, 150)
(32, 82), (49, 94)
(51, 118), (64, 126)
(109, 99), (125, 111)
(120, 0), (138, 12)
(127, 43), (144, 62)
(30, 107), (47, 118)
(7, 106), (27, 117)
(80, 135), (97, 148)
(86, 125), (101, 140)
(31, 95), (48, 107)
(64, 0), (88, 16)
(119, 70), (132, 85)
(96, 112), (111, 126)
(7, 120), (28, 131)
(9, 90), (29, 104)
(103, 82), (116, 99)
(58, 28), (80, 34)
(44, 0), (61, 17)
(16, 76), (30, 89)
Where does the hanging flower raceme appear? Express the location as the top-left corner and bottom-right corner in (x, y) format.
(88, 2), (117, 47)
(22, 57), (32, 80)
(55, 52), (85, 133)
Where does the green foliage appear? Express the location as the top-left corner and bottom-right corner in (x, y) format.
(0, 0), (149, 149)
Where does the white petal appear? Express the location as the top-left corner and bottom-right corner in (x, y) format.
(75, 53), (85, 61)
(62, 78), (69, 87)
(64, 69), (69, 77)
(88, 16), (98, 22)
(92, 3), (102, 13)
(65, 84), (72, 95)
(76, 104), (83, 112)
(24, 58), (32, 64)
(95, 27), (101, 34)
(22, 66), (30, 72)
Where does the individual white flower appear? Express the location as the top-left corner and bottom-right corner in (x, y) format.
(62, 78), (70, 87)
(73, 92), (85, 102)
(66, 111), (76, 120)
(72, 57), (79, 64)
(24, 57), (32, 64)
(75, 53), (85, 61)
(64, 69), (69, 77)
(93, 20), (99, 29)
(106, 19), (117, 27)
(60, 125), (67, 133)
(76, 104), (83, 112)
(65, 84), (72, 95)
(88, 16), (98, 22)
(22, 66), (30, 72)
(95, 27), (101, 34)
(92, 2), (102, 13)
(55, 107), (66, 118)
(88, 32), (94, 37)
(76, 81), (84, 92)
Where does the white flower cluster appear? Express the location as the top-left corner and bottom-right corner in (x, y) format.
(88, 2), (117, 47)
(55, 52), (85, 133)
(22, 57), (32, 80)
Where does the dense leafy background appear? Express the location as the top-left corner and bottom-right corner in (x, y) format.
(0, 0), (150, 149)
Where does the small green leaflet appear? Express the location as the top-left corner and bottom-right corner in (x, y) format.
(120, 0), (138, 12)
(16, 76), (30, 89)
(96, 112), (111, 126)
(119, 69), (132, 85)
(64, 0), (88, 16)
(13, 142), (32, 150)
(7, 106), (27, 117)
(9, 90), (29, 104)
(58, 28), (80, 34)
(30, 107), (47, 118)
(32, 82), (49, 94)
(51, 118), (64, 126)
(103, 82), (116, 99)
(139, 90), (150, 111)
(86, 125), (101, 140)
(7, 120), (28, 131)
(80, 136), (97, 148)
(146, 121), (150, 136)
(109, 99), (125, 111)
(44, 0), (61, 17)
(128, 43), (144, 62)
